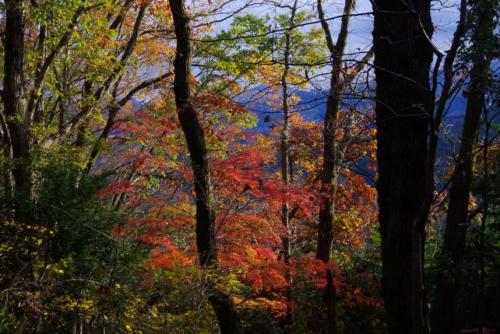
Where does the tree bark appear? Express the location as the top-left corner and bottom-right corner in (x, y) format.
(372, 0), (434, 333)
(279, 3), (298, 328)
(315, 1), (354, 332)
(315, 0), (353, 264)
(430, 1), (495, 332)
(3, 0), (31, 221)
(279, 0), (297, 266)
(168, 1), (240, 333)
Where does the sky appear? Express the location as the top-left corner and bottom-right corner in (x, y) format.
(193, 0), (462, 55)
(187, 0), (468, 123)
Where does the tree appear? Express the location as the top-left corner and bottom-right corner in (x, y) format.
(279, 0), (298, 267)
(431, 0), (498, 331)
(3, 0), (31, 222)
(372, 0), (434, 332)
(1, 0), (171, 214)
(315, 0), (374, 331)
(0, 1), (176, 331)
(5, 0), (495, 332)
(168, 0), (240, 332)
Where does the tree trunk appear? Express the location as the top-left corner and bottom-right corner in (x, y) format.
(315, 1), (354, 332)
(421, 0), (467, 227)
(279, 0), (298, 266)
(3, 0), (31, 221)
(279, 3), (298, 328)
(168, 1), (240, 333)
(372, 0), (434, 333)
(315, 0), (353, 264)
(430, 1), (495, 331)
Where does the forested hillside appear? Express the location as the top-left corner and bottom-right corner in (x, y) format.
(0, 0), (498, 333)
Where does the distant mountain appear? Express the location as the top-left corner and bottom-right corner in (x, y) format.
(243, 83), (477, 185)
(246, 85), (468, 133)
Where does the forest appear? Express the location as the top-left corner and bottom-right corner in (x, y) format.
(0, 0), (498, 333)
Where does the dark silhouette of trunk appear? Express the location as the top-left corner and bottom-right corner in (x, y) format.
(168, 1), (240, 333)
(372, 0), (434, 333)
(315, 0), (353, 264)
(430, 1), (495, 332)
(477, 109), (491, 334)
(421, 0), (467, 228)
(315, 1), (356, 332)
(3, 0), (31, 221)
(170, 0), (216, 268)
(315, 0), (354, 332)
(415, 1), (466, 327)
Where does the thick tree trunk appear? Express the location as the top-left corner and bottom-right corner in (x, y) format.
(3, 0), (31, 220)
(170, 0), (217, 268)
(372, 0), (434, 333)
(430, 2), (495, 332)
(168, 1), (240, 333)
